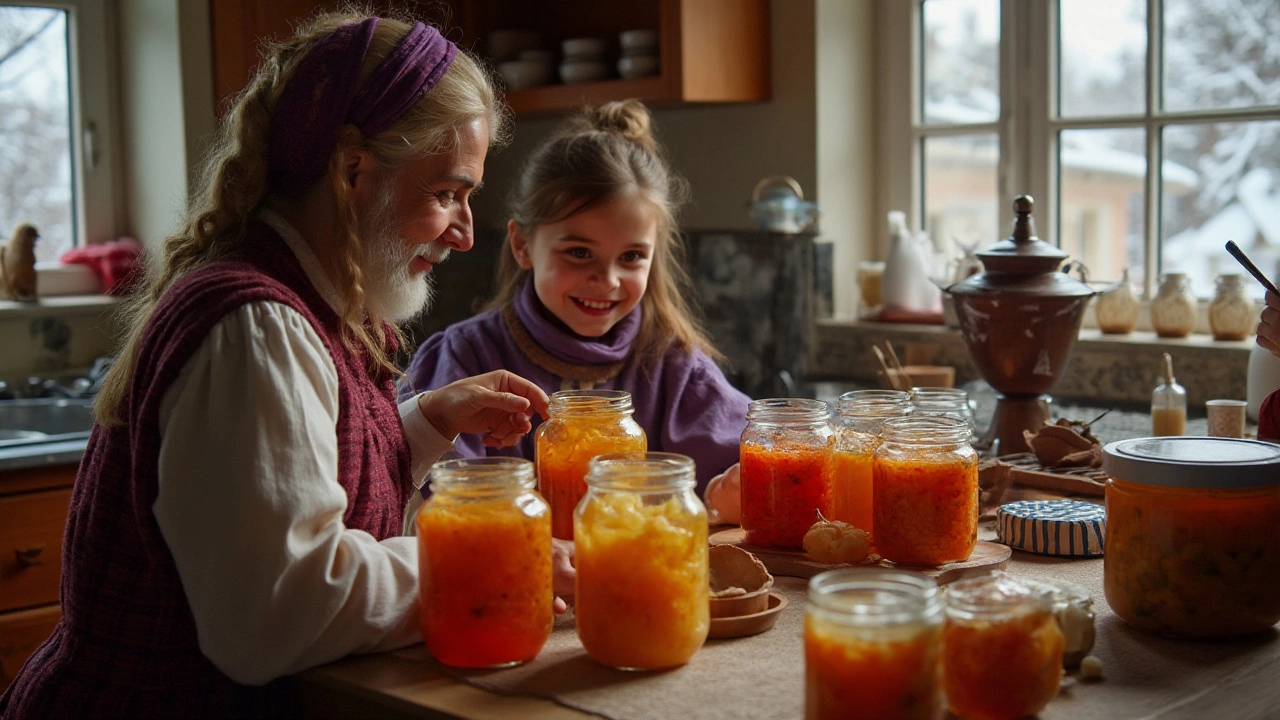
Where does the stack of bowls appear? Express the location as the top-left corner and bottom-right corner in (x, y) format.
(499, 49), (555, 90)
(560, 38), (609, 84)
(618, 29), (660, 79)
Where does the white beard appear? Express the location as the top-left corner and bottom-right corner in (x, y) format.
(358, 178), (450, 324)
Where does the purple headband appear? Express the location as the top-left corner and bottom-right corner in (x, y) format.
(266, 18), (458, 196)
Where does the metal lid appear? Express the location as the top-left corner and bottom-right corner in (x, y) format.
(1102, 437), (1280, 489)
(976, 195), (1069, 274)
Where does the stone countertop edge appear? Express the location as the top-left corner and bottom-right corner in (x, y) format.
(0, 438), (89, 471)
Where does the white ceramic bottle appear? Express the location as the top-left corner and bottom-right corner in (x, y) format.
(1247, 342), (1280, 422)
(881, 211), (940, 314)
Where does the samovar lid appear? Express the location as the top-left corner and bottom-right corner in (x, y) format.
(977, 195), (1067, 274)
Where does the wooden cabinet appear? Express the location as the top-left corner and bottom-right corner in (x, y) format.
(210, 0), (769, 115)
(0, 464), (75, 691)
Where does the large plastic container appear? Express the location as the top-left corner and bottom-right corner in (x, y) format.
(1102, 437), (1280, 638)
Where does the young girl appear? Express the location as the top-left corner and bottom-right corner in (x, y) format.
(402, 99), (747, 520)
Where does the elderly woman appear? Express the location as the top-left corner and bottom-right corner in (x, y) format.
(1, 11), (556, 718)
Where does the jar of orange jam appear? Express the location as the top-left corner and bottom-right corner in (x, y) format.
(873, 416), (977, 566)
(832, 390), (912, 534)
(417, 457), (553, 668)
(740, 398), (834, 548)
(574, 452), (709, 670)
(805, 569), (944, 720)
(943, 574), (1063, 720)
(1102, 437), (1280, 638)
(535, 389), (647, 539)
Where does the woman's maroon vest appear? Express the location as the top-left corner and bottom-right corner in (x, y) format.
(0, 222), (412, 718)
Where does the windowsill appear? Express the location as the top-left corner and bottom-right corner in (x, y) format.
(0, 294), (122, 319)
(811, 317), (1251, 407)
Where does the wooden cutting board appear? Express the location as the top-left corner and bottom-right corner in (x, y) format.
(708, 527), (1011, 585)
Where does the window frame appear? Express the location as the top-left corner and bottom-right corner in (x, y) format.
(4, 0), (122, 252)
(880, 0), (1280, 299)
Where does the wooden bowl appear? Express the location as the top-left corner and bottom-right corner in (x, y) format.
(709, 587), (770, 618)
(708, 593), (788, 639)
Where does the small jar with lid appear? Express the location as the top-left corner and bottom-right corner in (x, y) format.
(873, 416), (978, 566)
(909, 387), (977, 438)
(1208, 272), (1254, 341)
(832, 390), (912, 533)
(1151, 272), (1198, 338)
(535, 389), (647, 539)
(1102, 437), (1280, 638)
(943, 574), (1064, 720)
(574, 452), (709, 670)
(417, 457), (553, 668)
(805, 569), (944, 720)
(740, 398), (835, 549)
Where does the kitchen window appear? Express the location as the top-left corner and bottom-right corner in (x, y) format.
(881, 0), (1280, 299)
(0, 1), (119, 263)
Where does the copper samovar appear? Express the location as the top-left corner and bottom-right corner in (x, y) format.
(945, 196), (1096, 455)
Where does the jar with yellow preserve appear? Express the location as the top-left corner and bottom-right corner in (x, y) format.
(740, 398), (834, 549)
(832, 390), (911, 534)
(873, 416), (978, 566)
(417, 457), (553, 668)
(943, 574), (1063, 720)
(1102, 437), (1280, 638)
(575, 452), (709, 670)
(805, 569), (944, 720)
(535, 389), (646, 540)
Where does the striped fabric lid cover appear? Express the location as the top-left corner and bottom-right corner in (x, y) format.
(997, 499), (1105, 557)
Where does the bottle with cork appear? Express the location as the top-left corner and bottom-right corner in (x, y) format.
(1151, 353), (1186, 437)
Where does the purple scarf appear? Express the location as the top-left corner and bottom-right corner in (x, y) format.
(514, 276), (640, 365)
(267, 18), (457, 196)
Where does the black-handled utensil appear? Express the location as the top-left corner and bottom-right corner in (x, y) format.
(1226, 240), (1280, 296)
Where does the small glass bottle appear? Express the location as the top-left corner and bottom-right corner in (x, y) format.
(1208, 273), (1254, 341)
(739, 398), (835, 549)
(535, 389), (647, 540)
(873, 416), (978, 566)
(574, 452), (709, 670)
(832, 390), (912, 533)
(417, 457), (553, 668)
(943, 574), (1064, 720)
(1151, 272), (1198, 338)
(805, 569), (944, 720)
(1151, 352), (1186, 436)
(909, 387), (976, 439)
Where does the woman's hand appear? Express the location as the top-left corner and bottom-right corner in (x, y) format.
(1259, 291), (1280, 359)
(551, 538), (576, 614)
(704, 463), (742, 525)
(416, 370), (550, 447)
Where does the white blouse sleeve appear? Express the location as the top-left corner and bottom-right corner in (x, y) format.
(152, 302), (444, 686)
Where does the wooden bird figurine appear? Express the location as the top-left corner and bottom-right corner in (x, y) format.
(0, 223), (38, 301)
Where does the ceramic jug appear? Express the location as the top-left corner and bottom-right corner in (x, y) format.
(1208, 273), (1254, 341)
(1151, 273), (1197, 338)
(1095, 268), (1140, 334)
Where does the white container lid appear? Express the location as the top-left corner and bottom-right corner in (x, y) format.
(1102, 437), (1280, 489)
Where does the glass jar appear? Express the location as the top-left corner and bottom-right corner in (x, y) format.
(1095, 267), (1140, 334)
(805, 569), (944, 720)
(535, 389), (647, 540)
(832, 390), (912, 533)
(873, 417), (978, 566)
(1208, 273), (1254, 341)
(943, 574), (1064, 720)
(1102, 437), (1280, 638)
(739, 398), (835, 549)
(909, 387), (976, 438)
(1151, 272), (1197, 338)
(417, 457), (553, 668)
(574, 452), (709, 670)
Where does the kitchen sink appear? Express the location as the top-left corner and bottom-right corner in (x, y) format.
(0, 398), (96, 448)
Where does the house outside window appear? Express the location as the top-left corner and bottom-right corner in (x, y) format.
(0, 1), (120, 263)
(882, 0), (1280, 300)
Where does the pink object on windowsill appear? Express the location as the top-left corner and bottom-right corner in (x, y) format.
(60, 237), (142, 296)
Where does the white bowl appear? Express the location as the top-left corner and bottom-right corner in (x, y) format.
(499, 60), (554, 90)
(620, 29), (659, 52)
(559, 60), (609, 84)
(487, 29), (543, 63)
(562, 37), (608, 58)
(617, 54), (659, 79)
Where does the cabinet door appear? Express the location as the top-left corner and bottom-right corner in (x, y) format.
(210, 0), (332, 108)
(0, 488), (72, 613)
(0, 604), (60, 692)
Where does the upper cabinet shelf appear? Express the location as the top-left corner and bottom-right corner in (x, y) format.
(441, 0), (771, 114)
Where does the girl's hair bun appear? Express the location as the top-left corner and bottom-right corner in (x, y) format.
(582, 99), (657, 154)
